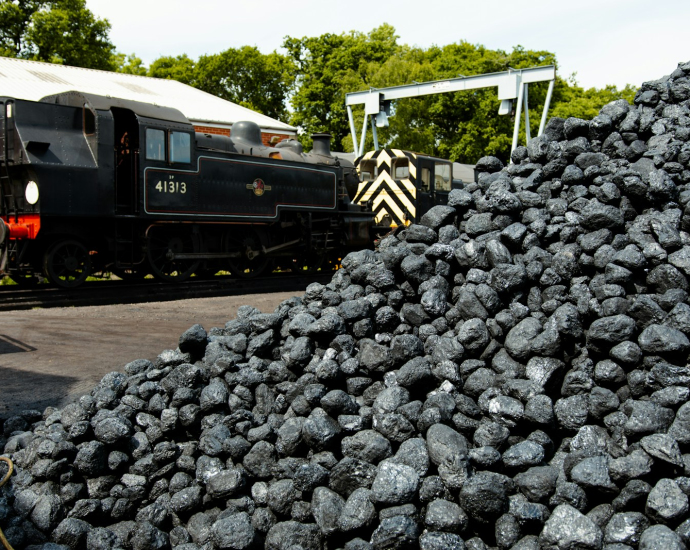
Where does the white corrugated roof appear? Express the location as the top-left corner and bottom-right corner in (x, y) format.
(0, 56), (296, 133)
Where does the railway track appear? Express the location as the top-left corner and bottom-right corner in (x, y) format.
(0, 273), (333, 311)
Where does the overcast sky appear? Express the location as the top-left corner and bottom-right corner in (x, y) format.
(86, 0), (689, 90)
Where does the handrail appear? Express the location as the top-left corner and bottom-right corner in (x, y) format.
(1, 100), (19, 220)
(0, 100), (8, 217)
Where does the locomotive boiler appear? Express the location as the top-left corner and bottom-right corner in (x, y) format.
(0, 91), (373, 287)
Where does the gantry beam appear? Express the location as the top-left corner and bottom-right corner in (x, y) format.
(345, 65), (556, 159)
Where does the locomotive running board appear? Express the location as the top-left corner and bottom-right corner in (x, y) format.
(169, 252), (242, 260)
(170, 239), (302, 260)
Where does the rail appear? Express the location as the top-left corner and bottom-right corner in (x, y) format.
(0, 272), (332, 311)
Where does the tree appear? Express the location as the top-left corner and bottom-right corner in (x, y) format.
(134, 47), (295, 120)
(0, 0), (115, 70)
(299, 28), (637, 163)
(28, 0), (114, 69)
(192, 47), (295, 120)
(147, 54), (195, 84)
(421, 43), (560, 163)
(112, 53), (147, 76)
(284, 24), (400, 150)
(550, 76), (637, 120)
(0, 0), (45, 57)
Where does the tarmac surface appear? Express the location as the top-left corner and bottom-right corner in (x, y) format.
(0, 290), (298, 418)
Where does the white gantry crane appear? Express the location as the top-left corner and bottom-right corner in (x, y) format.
(345, 65), (556, 158)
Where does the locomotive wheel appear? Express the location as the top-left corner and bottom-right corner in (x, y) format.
(225, 230), (270, 279)
(43, 240), (91, 288)
(147, 228), (200, 282)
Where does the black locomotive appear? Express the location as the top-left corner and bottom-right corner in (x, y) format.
(0, 91), (372, 287)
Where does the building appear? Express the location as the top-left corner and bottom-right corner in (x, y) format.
(0, 56), (297, 145)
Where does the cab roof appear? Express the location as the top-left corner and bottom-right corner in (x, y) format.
(40, 90), (191, 125)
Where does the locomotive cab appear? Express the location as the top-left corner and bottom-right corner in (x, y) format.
(0, 94), (112, 286)
(354, 149), (463, 230)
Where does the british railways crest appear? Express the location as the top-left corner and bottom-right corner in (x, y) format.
(247, 178), (271, 196)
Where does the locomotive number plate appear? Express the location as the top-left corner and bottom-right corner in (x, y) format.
(155, 180), (187, 194)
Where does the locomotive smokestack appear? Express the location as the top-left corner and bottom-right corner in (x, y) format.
(311, 133), (332, 156)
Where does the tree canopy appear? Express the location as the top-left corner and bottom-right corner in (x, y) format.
(192, 47), (295, 120)
(283, 24), (400, 150)
(0, 0), (115, 70)
(115, 48), (296, 121)
(282, 26), (637, 163)
(0, 9), (638, 163)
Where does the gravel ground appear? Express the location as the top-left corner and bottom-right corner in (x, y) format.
(0, 291), (298, 418)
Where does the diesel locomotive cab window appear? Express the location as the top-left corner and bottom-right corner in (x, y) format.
(146, 129), (165, 161)
(359, 160), (376, 181)
(421, 167), (431, 192)
(434, 162), (451, 191)
(393, 158), (409, 178)
(170, 132), (191, 163)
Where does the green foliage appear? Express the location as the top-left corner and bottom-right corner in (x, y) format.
(0, 0), (115, 69)
(193, 47), (295, 120)
(550, 77), (637, 120)
(284, 24), (400, 150)
(131, 48), (295, 121)
(112, 53), (147, 76)
(1, 8), (638, 163)
(0, 0), (44, 57)
(284, 27), (636, 163)
(420, 43), (559, 163)
(147, 54), (195, 83)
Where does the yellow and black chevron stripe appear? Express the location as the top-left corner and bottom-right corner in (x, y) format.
(354, 149), (417, 227)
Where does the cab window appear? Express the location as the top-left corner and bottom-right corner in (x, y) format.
(421, 167), (431, 192)
(359, 160), (376, 181)
(434, 162), (451, 191)
(170, 132), (191, 163)
(83, 105), (95, 135)
(392, 158), (409, 179)
(146, 129), (165, 161)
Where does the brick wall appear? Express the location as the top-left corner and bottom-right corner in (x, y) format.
(261, 132), (291, 146)
(193, 126), (292, 146)
(193, 125), (230, 136)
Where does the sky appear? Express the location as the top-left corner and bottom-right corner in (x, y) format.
(86, 0), (690, 91)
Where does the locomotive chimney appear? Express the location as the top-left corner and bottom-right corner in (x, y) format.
(311, 133), (332, 156)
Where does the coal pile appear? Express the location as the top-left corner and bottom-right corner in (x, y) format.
(3, 61), (690, 550)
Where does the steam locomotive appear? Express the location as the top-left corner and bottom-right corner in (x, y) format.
(0, 91), (373, 287)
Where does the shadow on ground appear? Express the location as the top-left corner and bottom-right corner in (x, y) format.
(0, 334), (37, 354)
(0, 365), (79, 418)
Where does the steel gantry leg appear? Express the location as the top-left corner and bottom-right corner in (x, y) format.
(538, 78), (556, 137)
(523, 84), (531, 144)
(371, 116), (379, 152)
(511, 81), (525, 155)
(347, 105), (359, 157)
(358, 114), (368, 160)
